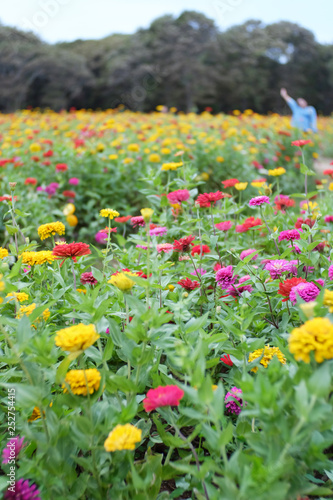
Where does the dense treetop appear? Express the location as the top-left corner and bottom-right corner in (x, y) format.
(0, 11), (332, 114)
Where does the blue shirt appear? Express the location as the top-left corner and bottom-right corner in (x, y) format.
(287, 98), (317, 132)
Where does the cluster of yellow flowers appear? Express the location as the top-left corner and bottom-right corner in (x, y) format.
(268, 167), (286, 176)
(104, 424), (142, 452)
(161, 161), (183, 171)
(16, 303), (50, 322)
(55, 323), (99, 353)
(63, 369), (101, 396)
(99, 208), (120, 219)
(6, 292), (29, 302)
(288, 317), (333, 363)
(21, 251), (55, 266)
(323, 290), (333, 312)
(248, 345), (286, 372)
(38, 221), (65, 240)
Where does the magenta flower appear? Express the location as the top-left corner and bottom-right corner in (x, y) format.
(239, 275), (251, 284)
(80, 272), (98, 286)
(278, 229), (301, 242)
(2, 436), (25, 464)
(215, 221), (233, 231)
(95, 231), (108, 244)
(131, 216), (145, 227)
(289, 244), (301, 254)
(4, 479), (40, 500)
(156, 243), (173, 253)
(329, 265), (333, 281)
(249, 196), (270, 207)
(225, 387), (244, 415)
(69, 177), (79, 185)
(240, 249), (258, 261)
(190, 268), (207, 277)
(265, 260), (294, 279)
(216, 265), (236, 288)
(167, 189), (190, 204)
(143, 385), (184, 412)
(289, 282), (321, 305)
(149, 226), (168, 237)
(325, 215), (333, 223)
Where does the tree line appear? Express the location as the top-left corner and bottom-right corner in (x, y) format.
(0, 11), (333, 114)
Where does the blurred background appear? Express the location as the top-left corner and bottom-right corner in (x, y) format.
(0, 0), (332, 114)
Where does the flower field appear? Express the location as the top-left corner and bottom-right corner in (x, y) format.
(1, 108), (333, 499)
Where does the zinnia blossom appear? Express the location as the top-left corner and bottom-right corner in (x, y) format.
(2, 436), (25, 464)
(173, 235), (195, 252)
(63, 368), (101, 395)
(278, 277), (307, 302)
(156, 243), (173, 253)
(24, 177), (37, 185)
(248, 345), (286, 372)
(108, 271), (136, 291)
(295, 217), (315, 229)
(249, 196), (270, 207)
(0, 247), (9, 259)
(324, 215), (333, 223)
(177, 278), (200, 291)
(150, 226), (167, 236)
(191, 244), (210, 257)
(236, 217), (262, 233)
(69, 177), (79, 185)
(52, 242), (91, 265)
(240, 249), (258, 261)
(222, 178), (239, 188)
(220, 354), (233, 367)
(328, 265), (333, 281)
(55, 323), (99, 353)
(104, 424), (142, 452)
(80, 272), (98, 286)
(167, 189), (190, 204)
(131, 216), (145, 227)
(225, 387), (244, 415)
(196, 191), (227, 207)
(115, 215), (131, 223)
(215, 221), (233, 231)
(289, 282), (321, 305)
(56, 163), (68, 171)
(278, 229), (301, 242)
(289, 317), (333, 363)
(291, 139), (311, 147)
(264, 260), (295, 279)
(38, 221), (65, 241)
(216, 266), (236, 288)
(100, 208), (120, 219)
(4, 479), (41, 500)
(143, 385), (184, 412)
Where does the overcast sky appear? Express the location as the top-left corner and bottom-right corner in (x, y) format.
(0, 0), (331, 44)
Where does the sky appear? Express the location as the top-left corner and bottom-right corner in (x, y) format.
(0, 0), (332, 44)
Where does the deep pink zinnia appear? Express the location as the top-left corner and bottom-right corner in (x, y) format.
(2, 436), (25, 464)
(69, 177), (79, 185)
(329, 265), (333, 281)
(4, 479), (41, 500)
(215, 221), (233, 231)
(215, 265), (236, 288)
(278, 229), (301, 242)
(240, 249), (258, 261)
(225, 387), (244, 415)
(325, 215), (333, 223)
(80, 272), (98, 286)
(167, 189), (190, 204)
(249, 196), (270, 207)
(150, 226), (168, 237)
(131, 216), (145, 227)
(289, 282), (321, 305)
(143, 385), (185, 412)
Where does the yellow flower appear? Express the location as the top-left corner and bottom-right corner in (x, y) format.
(16, 303), (50, 322)
(167, 284), (175, 292)
(127, 143), (140, 152)
(0, 274), (4, 292)
(268, 167), (286, 177)
(21, 251), (55, 266)
(216, 156), (224, 163)
(149, 153), (161, 163)
(38, 221), (65, 241)
(100, 208), (120, 219)
(251, 181), (265, 188)
(234, 182), (248, 191)
(140, 208), (153, 222)
(109, 154), (118, 160)
(161, 147), (171, 154)
(329, 182), (333, 192)
(323, 290), (333, 312)
(66, 214), (78, 227)
(55, 323), (99, 353)
(96, 142), (105, 152)
(6, 292), (29, 302)
(63, 369), (101, 396)
(28, 406), (42, 422)
(248, 345), (286, 372)
(0, 247), (8, 259)
(29, 143), (41, 152)
(312, 152), (319, 158)
(161, 161), (183, 171)
(123, 157), (134, 165)
(104, 424), (142, 452)
(63, 203), (75, 216)
(289, 317), (333, 363)
(108, 272), (135, 292)
(76, 288), (87, 294)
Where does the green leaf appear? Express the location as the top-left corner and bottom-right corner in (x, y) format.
(300, 163), (315, 176)
(185, 313), (209, 333)
(55, 357), (72, 384)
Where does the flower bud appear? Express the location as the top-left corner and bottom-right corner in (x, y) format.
(216, 305), (221, 314)
(9, 182), (16, 191)
(140, 208), (153, 223)
(300, 301), (316, 319)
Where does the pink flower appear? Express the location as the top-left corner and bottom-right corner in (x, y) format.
(69, 177), (79, 185)
(150, 226), (168, 236)
(95, 231), (108, 244)
(325, 215), (333, 223)
(143, 385), (185, 412)
(289, 282), (321, 305)
(2, 436), (25, 464)
(190, 268), (207, 277)
(239, 275), (251, 284)
(131, 216), (145, 227)
(80, 272), (98, 286)
(156, 243), (174, 253)
(215, 221), (233, 231)
(240, 249), (258, 261)
(278, 229), (301, 242)
(291, 139), (311, 147)
(225, 387), (244, 415)
(216, 266), (236, 288)
(265, 260), (295, 279)
(329, 265), (333, 280)
(167, 189), (190, 204)
(249, 196), (270, 207)
(4, 479), (40, 500)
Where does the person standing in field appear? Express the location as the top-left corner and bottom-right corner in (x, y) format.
(280, 88), (318, 132)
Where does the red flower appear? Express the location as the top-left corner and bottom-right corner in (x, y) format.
(115, 215), (131, 223)
(31, 156), (40, 162)
(278, 277), (307, 301)
(0, 195), (17, 202)
(220, 354), (233, 367)
(236, 217), (262, 233)
(295, 217), (315, 229)
(143, 385), (184, 413)
(62, 190), (76, 198)
(196, 191), (227, 207)
(42, 160), (51, 166)
(56, 163), (68, 172)
(52, 242), (91, 266)
(191, 244), (210, 256)
(222, 178), (239, 188)
(323, 169), (333, 177)
(24, 177), (37, 185)
(43, 150), (54, 157)
(291, 140), (311, 147)
(278, 130), (291, 137)
(178, 278), (200, 290)
(173, 235), (195, 252)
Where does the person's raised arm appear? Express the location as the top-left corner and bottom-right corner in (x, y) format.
(280, 88), (297, 111)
